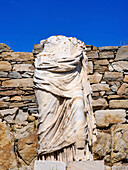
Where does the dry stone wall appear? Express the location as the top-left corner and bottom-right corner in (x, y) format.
(0, 43), (128, 170)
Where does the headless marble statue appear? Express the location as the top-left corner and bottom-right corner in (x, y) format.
(34, 35), (97, 162)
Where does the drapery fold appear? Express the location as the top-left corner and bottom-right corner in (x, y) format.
(34, 36), (97, 160)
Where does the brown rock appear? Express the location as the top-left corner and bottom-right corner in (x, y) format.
(117, 83), (128, 96)
(109, 100), (128, 108)
(13, 64), (34, 72)
(111, 124), (128, 163)
(0, 90), (25, 96)
(124, 75), (128, 83)
(92, 98), (108, 109)
(33, 44), (43, 54)
(0, 121), (17, 169)
(0, 61), (12, 71)
(0, 43), (10, 53)
(91, 83), (110, 91)
(107, 95), (123, 99)
(11, 96), (22, 101)
(99, 51), (114, 59)
(94, 59), (109, 65)
(86, 51), (99, 59)
(95, 110), (126, 127)
(0, 101), (9, 108)
(1, 52), (34, 61)
(9, 102), (25, 108)
(3, 78), (33, 87)
(17, 131), (38, 164)
(27, 116), (36, 122)
(104, 72), (123, 81)
(94, 64), (108, 72)
(89, 72), (102, 84)
(92, 132), (111, 160)
(92, 46), (97, 51)
(115, 45), (128, 61)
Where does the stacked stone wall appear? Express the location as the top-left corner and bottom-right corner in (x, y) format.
(0, 43), (127, 170)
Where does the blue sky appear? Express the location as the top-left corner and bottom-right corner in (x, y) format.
(0, 0), (128, 52)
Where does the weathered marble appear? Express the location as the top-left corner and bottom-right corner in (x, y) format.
(34, 36), (97, 162)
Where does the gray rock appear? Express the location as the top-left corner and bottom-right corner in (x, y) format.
(104, 72), (123, 81)
(112, 61), (128, 72)
(99, 51), (114, 59)
(22, 72), (34, 78)
(8, 72), (22, 79)
(95, 109), (126, 127)
(88, 61), (93, 74)
(98, 46), (119, 51)
(0, 108), (18, 124)
(15, 109), (28, 125)
(13, 64), (34, 72)
(112, 165), (128, 170)
(111, 124), (128, 163)
(92, 132), (111, 160)
(14, 123), (35, 139)
(115, 45), (128, 61)
(0, 72), (8, 78)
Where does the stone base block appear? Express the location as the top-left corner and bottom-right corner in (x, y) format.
(34, 160), (104, 170)
(34, 160), (66, 170)
(67, 161), (104, 170)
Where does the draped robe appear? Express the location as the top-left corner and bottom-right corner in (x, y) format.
(34, 36), (97, 161)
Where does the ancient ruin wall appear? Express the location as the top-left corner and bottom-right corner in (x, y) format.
(0, 43), (128, 170)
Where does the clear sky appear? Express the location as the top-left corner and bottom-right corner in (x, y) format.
(0, 0), (128, 52)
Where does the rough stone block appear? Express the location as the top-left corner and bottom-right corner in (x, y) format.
(1, 52), (34, 61)
(95, 109), (126, 127)
(98, 46), (119, 51)
(111, 124), (128, 163)
(2, 78), (33, 87)
(34, 160), (66, 170)
(112, 61), (128, 72)
(112, 165), (128, 170)
(13, 64), (34, 72)
(67, 161), (104, 170)
(104, 72), (123, 82)
(92, 132), (111, 161)
(89, 73), (102, 84)
(91, 83), (109, 91)
(115, 45), (128, 61)
(109, 100), (128, 108)
(124, 75), (128, 83)
(86, 51), (99, 59)
(92, 98), (108, 109)
(0, 61), (12, 71)
(117, 83), (128, 96)
(99, 51), (114, 59)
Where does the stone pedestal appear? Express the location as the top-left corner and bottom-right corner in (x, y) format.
(67, 161), (104, 170)
(34, 160), (66, 170)
(34, 160), (104, 170)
